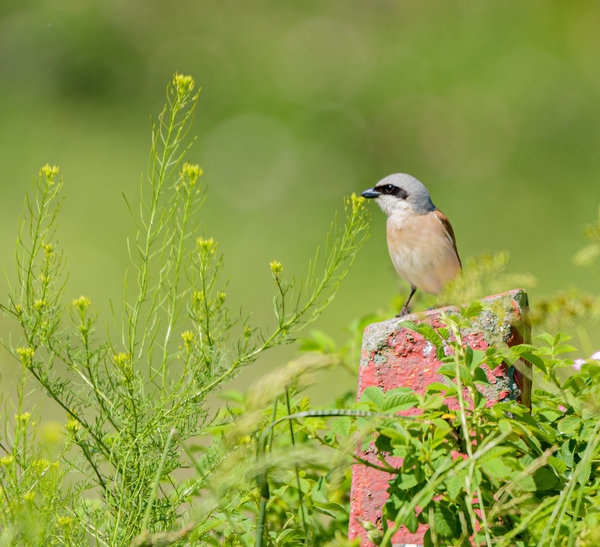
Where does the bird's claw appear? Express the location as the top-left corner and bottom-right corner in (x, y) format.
(396, 306), (411, 318)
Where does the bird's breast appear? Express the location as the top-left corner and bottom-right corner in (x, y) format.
(386, 211), (460, 294)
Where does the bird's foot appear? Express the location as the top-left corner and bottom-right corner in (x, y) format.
(396, 306), (411, 318)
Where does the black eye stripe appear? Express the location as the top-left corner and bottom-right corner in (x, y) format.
(375, 184), (408, 199)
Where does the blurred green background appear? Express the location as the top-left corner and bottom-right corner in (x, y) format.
(1, 1), (599, 400)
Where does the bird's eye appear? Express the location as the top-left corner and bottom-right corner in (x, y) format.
(385, 184), (394, 192)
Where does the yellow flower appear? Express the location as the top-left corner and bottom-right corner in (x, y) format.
(72, 295), (91, 314)
(197, 237), (216, 254)
(174, 73), (195, 95)
(181, 330), (195, 352)
(66, 418), (81, 434)
(40, 164), (60, 184)
(57, 516), (73, 527)
(15, 412), (32, 424)
(269, 260), (283, 275)
(23, 492), (35, 502)
(181, 162), (202, 187)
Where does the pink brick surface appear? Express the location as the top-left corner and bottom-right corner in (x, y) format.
(349, 289), (531, 546)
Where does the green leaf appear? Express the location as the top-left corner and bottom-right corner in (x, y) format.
(432, 505), (461, 537)
(557, 415), (580, 434)
(533, 467), (560, 491)
(382, 388), (418, 411)
(312, 502), (346, 518)
(360, 386), (385, 409)
(446, 468), (467, 500)
(396, 472), (418, 491)
(473, 366), (490, 384)
(561, 439), (575, 467)
(330, 416), (352, 437)
(553, 344), (578, 355)
(482, 458), (514, 479)
(412, 323), (444, 347)
(577, 462), (592, 485)
(426, 382), (456, 394)
(462, 300), (484, 318)
(548, 455), (568, 474)
(458, 364), (474, 387)
(438, 327), (450, 340)
(535, 333), (556, 346)
(498, 419), (513, 434)
(537, 409), (564, 423)
(437, 364), (456, 379)
(375, 433), (393, 452)
(465, 347), (486, 371)
(379, 424), (410, 445)
(398, 319), (418, 331)
(405, 508), (419, 533)
(519, 474), (537, 493)
(520, 351), (547, 374)
(423, 394), (445, 410)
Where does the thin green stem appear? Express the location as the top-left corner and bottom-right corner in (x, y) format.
(141, 428), (177, 532)
(285, 388), (308, 544)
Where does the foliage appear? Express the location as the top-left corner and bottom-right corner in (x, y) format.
(2, 71), (600, 547)
(0, 74), (370, 545)
(344, 313), (600, 546)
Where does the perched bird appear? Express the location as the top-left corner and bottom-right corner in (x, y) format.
(361, 173), (461, 316)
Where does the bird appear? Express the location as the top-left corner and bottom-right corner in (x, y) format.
(361, 173), (461, 316)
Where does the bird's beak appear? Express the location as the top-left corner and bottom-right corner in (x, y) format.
(360, 187), (380, 199)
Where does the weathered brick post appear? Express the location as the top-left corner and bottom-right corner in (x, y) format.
(349, 289), (531, 546)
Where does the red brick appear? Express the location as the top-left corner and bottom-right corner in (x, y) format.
(349, 289), (531, 546)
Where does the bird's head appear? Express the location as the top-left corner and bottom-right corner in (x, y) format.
(361, 173), (436, 217)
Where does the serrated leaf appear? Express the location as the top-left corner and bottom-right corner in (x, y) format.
(518, 474), (537, 492)
(446, 468), (467, 500)
(360, 386), (385, 409)
(548, 455), (567, 474)
(405, 508), (419, 533)
(398, 319), (418, 331)
(375, 434), (392, 452)
(437, 364), (456, 378)
(535, 333), (556, 346)
(473, 366), (490, 384)
(554, 344), (577, 355)
(423, 394), (445, 410)
(537, 409), (564, 423)
(533, 467), (559, 491)
(432, 505), (461, 537)
(438, 327), (450, 340)
(459, 364), (474, 387)
(462, 300), (484, 318)
(383, 389), (418, 411)
(557, 415), (580, 434)
(520, 351), (547, 373)
(465, 347), (486, 371)
(482, 458), (513, 479)
(577, 461), (592, 485)
(426, 382), (455, 393)
(330, 416), (351, 437)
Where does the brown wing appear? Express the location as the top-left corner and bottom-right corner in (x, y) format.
(434, 209), (462, 268)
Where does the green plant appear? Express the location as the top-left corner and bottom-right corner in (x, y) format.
(0, 74), (370, 545)
(348, 311), (600, 546)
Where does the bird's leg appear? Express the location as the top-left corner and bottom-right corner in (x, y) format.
(397, 286), (417, 317)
